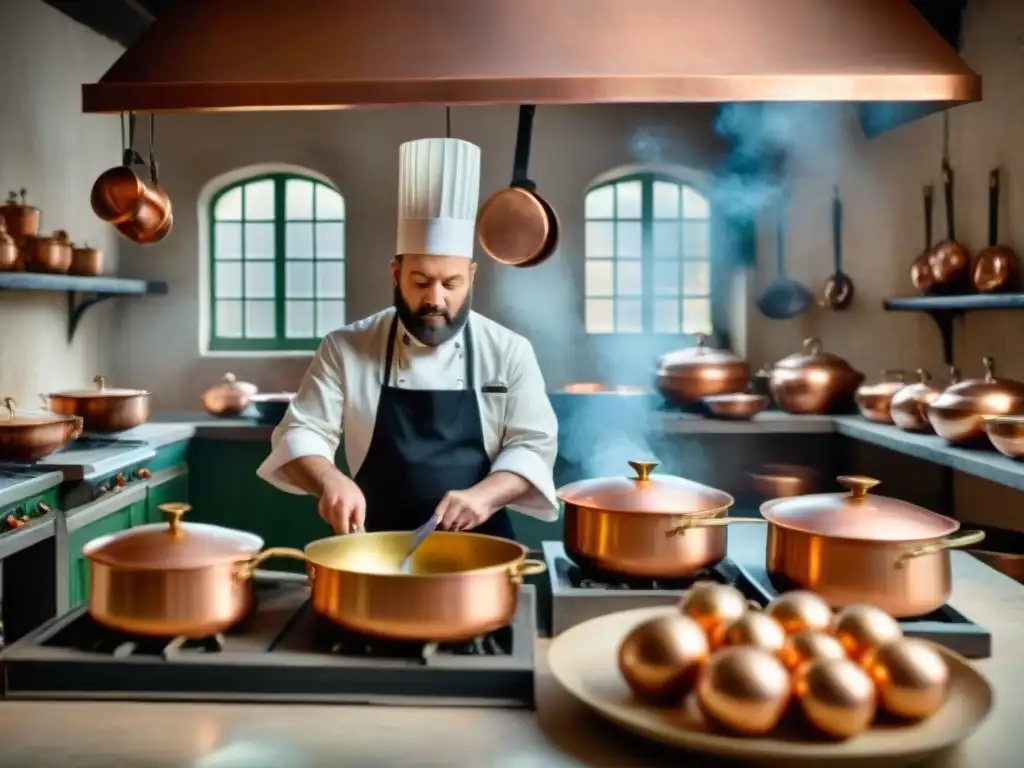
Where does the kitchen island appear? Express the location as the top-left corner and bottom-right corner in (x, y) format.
(0, 541), (1021, 768)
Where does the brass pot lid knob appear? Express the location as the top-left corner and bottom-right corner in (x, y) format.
(803, 337), (823, 355)
(983, 356), (995, 381)
(836, 475), (880, 500)
(93, 374), (107, 391)
(160, 503), (191, 536)
(3, 397), (14, 420)
(628, 460), (659, 482)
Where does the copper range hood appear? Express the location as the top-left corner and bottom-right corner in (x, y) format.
(81, 0), (980, 117)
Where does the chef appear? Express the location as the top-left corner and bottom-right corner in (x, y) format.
(256, 137), (559, 538)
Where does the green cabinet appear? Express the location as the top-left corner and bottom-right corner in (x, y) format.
(146, 468), (190, 524)
(67, 498), (146, 608)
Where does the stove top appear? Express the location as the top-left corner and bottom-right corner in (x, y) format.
(0, 436), (155, 483)
(0, 577), (537, 707)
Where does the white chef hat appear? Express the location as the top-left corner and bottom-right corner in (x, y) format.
(396, 137), (481, 259)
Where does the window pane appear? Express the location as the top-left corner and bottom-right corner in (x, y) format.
(616, 221), (642, 258)
(653, 298), (681, 333)
(616, 260), (642, 297)
(316, 184), (345, 219)
(682, 298), (712, 335)
(652, 221), (679, 258)
(214, 223), (242, 260)
(585, 186), (614, 219)
(214, 262), (242, 299)
(585, 259), (614, 296)
(215, 300), (243, 338)
(683, 261), (711, 296)
(286, 222), (314, 259)
(585, 298), (614, 333)
(653, 182), (680, 219)
(244, 179), (275, 220)
(585, 221), (614, 258)
(245, 261), (275, 299)
(285, 179), (315, 220)
(615, 298), (643, 333)
(286, 260), (314, 298)
(245, 223), (274, 259)
(616, 181), (642, 219)
(316, 300), (346, 336)
(316, 261), (346, 299)
(214, 187), (242, 220)
(285, 300), (315, 338)
(653, 260), (680, 296)
(315, 222), (345, 260)
(683, 221), (710, 258)
(245, 300), (275, 338)
(682, 186), (711, 219)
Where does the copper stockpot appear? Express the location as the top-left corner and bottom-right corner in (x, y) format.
(982, 415), (1024, 459)
(762, 475), (985, 618)
(0, 397), (83, 461)
(70, 244), (104, 276)
(854, 370), (909, 425)
(926, 356), (1024, 445)
(23, 230), (72, 274)
(0, 221), (17, 271)
(46, 374), (151, 432)
(245, 531), (546, 641)
(202, 373), (259, 417)
(0, 189), (40, 242)
(656, 333), (751, 406)
(83, 503), (266, 637)
(558, 460), (762, 579)
(767, 337), (864, 415)
(890, 368), (953, 433)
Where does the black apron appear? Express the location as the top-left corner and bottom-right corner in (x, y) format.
(352, 316), (517, 539)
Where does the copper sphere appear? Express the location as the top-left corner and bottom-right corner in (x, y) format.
(794, 657), (877, 740)
(697, 646), (791, 736)
(766, 591), (834, 635)
(713, 612), (787, 655)
(929, 240), (970, 289)
(678, 583), (748, 636)
(862, 638), (951, 720)
(779, 629), (848, 673)
(618, 614), (710, 705)
(832, 604), (903, 665)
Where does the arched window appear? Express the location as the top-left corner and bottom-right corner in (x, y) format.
(207, 172), (346, 352)
(584, 172), (712, 336)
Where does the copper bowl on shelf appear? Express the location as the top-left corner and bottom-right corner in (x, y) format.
(982, 415), (1024, 459)
(890, 368), (951, 433)
(701, 393), (769, 421)
(854, 370), (908, 425)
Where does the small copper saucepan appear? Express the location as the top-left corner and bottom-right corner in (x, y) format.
(971, 169), (1018, 293)
(929, 160), (970, 291)
(476, 105), (558, 268)
(909, 185), (935, 294)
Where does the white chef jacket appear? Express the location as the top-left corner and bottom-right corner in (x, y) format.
(256, 307), (560, 521)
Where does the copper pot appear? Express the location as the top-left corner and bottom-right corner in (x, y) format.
(83, 503), (266, 637)
(0, 189), (40, 242)
(926, 357), (1024, 445)
(982, 415), (1024, 459)
(91, 165), (147, 225)
(965, 525), (1024, 583)
(46, 374), (151, 432)
(558, 460), (762, 578)
(909, 185), (935, 294)
(202, 373), (259, 417)
(762, 475), (985, 618)
(972, 170), (1018, 293)
(890, 368), (951, 433)
(23, 230), (72, 274)
(0, 220), (18, 271)
(767, 337), (864, 415)
(656, 333), (751, 405)
(243, 531), (546, 641)
(70, 244), (104, 276)
(0, 397), (83, 461)
(929, 163), (970, 291)
(854, 370), (909, 425)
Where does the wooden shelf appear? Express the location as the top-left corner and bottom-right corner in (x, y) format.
(0, 272), (168, 343)
(882, 293), (1024, 365)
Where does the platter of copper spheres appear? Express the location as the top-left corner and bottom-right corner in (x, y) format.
(547, 589), (993, 763)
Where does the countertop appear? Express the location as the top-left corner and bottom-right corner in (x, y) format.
(0, 541), (1021, 767)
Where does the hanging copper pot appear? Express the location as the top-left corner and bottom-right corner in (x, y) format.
(971, 169), (1018, 293)
(890, 368), (953, 433)
(854, 370), (909, 425)
(656, 333), (751, 405)
(766, 337), (864, 415)
(909, 185), (935, 294)
(928, 162), (970, 291)
(927, 357), (1024, 445)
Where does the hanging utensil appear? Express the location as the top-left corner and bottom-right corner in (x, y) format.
(757, 194), (812, 320)
(476, 105), (559, 268)
(910, 185), (936, 294)
(929, 116), (970, 291)
(971, 169), (1018, 293)
(820, 186), (854, 310)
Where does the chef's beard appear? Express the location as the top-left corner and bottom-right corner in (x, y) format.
(393, 286), (472, 346)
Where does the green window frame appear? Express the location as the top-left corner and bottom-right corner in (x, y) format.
(583, 172), (715, 336)
(207, 172), (347, 352)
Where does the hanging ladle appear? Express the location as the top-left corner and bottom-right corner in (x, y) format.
(820, 186), (855, 310)
(757, 194), (813, 320)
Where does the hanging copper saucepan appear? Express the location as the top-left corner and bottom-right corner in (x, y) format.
(909, 185), (935, 294)
(971, 169), (1018, 293)
(929, 160), (970, 291)
(476, 105), (559, 268)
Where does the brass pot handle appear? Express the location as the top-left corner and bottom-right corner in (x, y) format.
(508, 558), (546, 584)
(235, 547), (310, 581)
(666, 517), (766, 537)
(897, 530), (987, 566)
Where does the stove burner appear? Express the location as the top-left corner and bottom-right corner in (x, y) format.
(566, 558), (739, 591)
(63, 436), (149, 451)
(313, 615), (513, 663)
(43, 614), (226, 659)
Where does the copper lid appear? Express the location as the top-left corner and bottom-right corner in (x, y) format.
(207, 372), (259, 399)
(49, 374), (150, 399)
(1, 397), (78, 427)
(774, 337), (859, 375)
(760, 475), (958, 541)
(657, 333), (745, 375)
(557, 460), (734, 514)
(931, 357), (1024, 410)
(83, 503), (264, 569)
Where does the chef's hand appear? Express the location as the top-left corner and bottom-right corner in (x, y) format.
(435, 488), (497, 532)
(318, 474), (366, 534)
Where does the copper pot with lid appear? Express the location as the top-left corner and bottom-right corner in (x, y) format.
(656, 333), (751, 405)
(23, 230), (72, 274)
(926, 357), (1024, 444)
(0, 220), (17, 271)
(0, 397), (83, 461)
(0, 189), (40, 242)
(762, 475), (985, 617)
(202, 373), (259, 417)
(558, 460), (762, 578)
(890, 368), (954, 433)
(70, 244), (104, 276)
(766, 337), (864, 415)
(46, 374), (151, 432)
(854, 369), (909, 424)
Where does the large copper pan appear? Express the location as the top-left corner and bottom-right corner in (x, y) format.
(0, 397), (83, 461)
(46, 374), (151, 432)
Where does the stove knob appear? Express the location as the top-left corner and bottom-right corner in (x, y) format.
(115, 473), (127, 487)
(136, 468), (152, 480)
(94, 485), (110, 499)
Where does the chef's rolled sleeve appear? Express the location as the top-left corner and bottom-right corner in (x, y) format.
(256, 336), (344, 495)
(490, 337), (560, 521)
